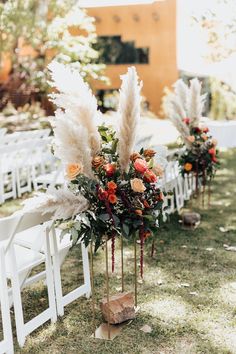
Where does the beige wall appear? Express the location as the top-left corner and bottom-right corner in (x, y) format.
(88, 0), (178, 115)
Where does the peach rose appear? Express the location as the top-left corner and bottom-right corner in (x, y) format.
(92, 156), (105, 169)
(187, 135), (195, 143)
(66, 163), (83, 180)
(184, 163), (192, 172)
(134, 158), (148, 174)
(130, 178), (146, 193)
(212, 138), (218, 146)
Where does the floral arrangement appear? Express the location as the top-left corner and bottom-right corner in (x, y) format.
(166, 78), (220, 188)
(24, 62), (165, 277)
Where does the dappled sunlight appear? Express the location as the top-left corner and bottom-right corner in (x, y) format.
(198, 317), (236, 353)
(142, 296), (189, 323)
(218, 282), (236, 307)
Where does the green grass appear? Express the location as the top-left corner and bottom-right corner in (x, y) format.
(1, 150), (236, 353)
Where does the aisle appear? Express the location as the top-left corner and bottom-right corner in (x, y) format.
(0, 150), (236, 354)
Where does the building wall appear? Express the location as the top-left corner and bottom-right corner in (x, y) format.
(88, 0), (178, 115)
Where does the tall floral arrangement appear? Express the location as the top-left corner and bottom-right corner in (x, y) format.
(166, 79), (220, 189)
(24, 63), (164, 277)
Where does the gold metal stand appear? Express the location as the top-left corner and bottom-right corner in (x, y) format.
(90, 241), (96, 338)
(105, 238), (111, 339)
(121, 235), (124, 292)
(134, 236), (137, 308)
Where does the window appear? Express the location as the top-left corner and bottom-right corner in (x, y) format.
(95, 36), (149, 64)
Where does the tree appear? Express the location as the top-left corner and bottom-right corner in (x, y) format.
(0, 0), (106, 110)
(194, 0), (236, 62)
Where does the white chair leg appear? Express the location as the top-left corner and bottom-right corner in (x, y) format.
(0, 248), (14, 354)
(81, 243), (91, 298)
(52, 232), (64, 317)
(0, 173), (4, 205)
(45, 230), (57, 323)
(8, 246), (26, 348)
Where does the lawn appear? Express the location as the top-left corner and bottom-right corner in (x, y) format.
(1, 149), (236, 354)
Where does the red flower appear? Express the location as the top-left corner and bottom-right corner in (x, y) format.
(134, 158), (148, 174)
(208, 148), (216, 155)
(194, 127), (202, 133)
(108, 194), (117, 204)
(183, 118), (190, 125)
(144, 169), (157, 183)
(143, 200), (150, 208)
(143, 231), (151, 240)
(203, 127), (209, 133)
(104, 163), (116, 177)
(98, 188), (108, 201)
(107, 181), (117, 191)
(212, 156), (218, 163)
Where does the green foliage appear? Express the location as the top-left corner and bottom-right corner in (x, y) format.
(0, 0), (107, 96)
(179, 126), (220, 182)
(209, 78), (236, 120)
(60, 126), (164, 252)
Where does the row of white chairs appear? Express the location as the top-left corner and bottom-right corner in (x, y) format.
(0, 129), (51, 146)
(0, 134), (58, 204)
(0, 210), (91, 353)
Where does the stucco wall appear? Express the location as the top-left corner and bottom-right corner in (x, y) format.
(88, 0), (178, 115)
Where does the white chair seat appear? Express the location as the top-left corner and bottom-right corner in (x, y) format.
(5, 245), (45, 275)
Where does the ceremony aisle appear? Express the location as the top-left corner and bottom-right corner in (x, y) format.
(0, 149), (235, 353)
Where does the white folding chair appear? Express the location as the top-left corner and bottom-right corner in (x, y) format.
(15, 222), (91, 318)
(0, 212), (57, 347)
(0, 246), (14, 354)
(0, 145), (17, 204)
(51, 226), (91, 317)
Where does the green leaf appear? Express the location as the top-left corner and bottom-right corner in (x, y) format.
(98, 213), (110, 222)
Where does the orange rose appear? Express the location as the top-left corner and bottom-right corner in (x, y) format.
(187, 135), (195, 143)
(107, 181), (117, 191)
(134, 158), (148, 174)
(104, 163), (116, 177)
(130, 178), (146, 193)
(108, 194), (117, 204)
(92, 156), (105, 169)
(143, 149), (156, 161)
(135, 209), (143, 216)
(144, 169), (157, 183)
(66, 163), (83, 180)
(130, 152), (141, 162)
(184, 163), (192, 172)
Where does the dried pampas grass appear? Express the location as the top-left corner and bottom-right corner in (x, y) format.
(48, 61), (101, 156)
(53, 110), (94, 178)
(187, 78), (206, 128)
(23, 188), (89, 220)
(118, 67), (142, 172)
